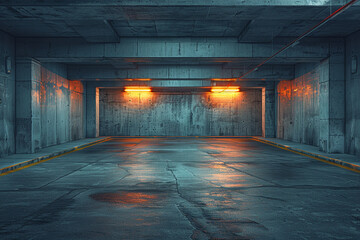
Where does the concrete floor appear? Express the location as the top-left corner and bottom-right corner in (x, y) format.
(0, 138), (359, 240)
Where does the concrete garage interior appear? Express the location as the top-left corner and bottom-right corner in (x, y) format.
(0, 0), (360, 239)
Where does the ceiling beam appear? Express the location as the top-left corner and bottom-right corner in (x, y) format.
(16, 37), (329, 60)
(67, 64), (294, 81)
(86, 80), (270, 89)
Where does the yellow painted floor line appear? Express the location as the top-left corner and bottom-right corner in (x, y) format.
(253, 138), (360, 174)
(0, 138), (112, 176)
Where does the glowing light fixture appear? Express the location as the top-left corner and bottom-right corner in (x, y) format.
(124, 87), (151, 92)
(211, 87), (240, 93)
(212, 78), (237, 81)
(125, 78), (151, 81)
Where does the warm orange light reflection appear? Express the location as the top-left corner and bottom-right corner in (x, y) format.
(124, 87), (152, 92)
(212, 78), (237, 81)
(211, 87), (240, 92)
(125, 78), (151, 81)
(123, 91), (154, 109)
(91, 191), (158, 206)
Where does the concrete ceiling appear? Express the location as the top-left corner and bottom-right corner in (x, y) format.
(0, 1), (359, 41)
(1, 0), (359, 80)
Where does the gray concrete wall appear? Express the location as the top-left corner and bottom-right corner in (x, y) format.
(99, 89), (262, 136)
(345, 31), (360, 157)
(0, 31), (15, 157)
(70, 81), (86, 141)
(40, 63), (85, 148)
(318, 40), (346, 154)
(16, 58), (42, 153)
(86, 84), (99, 138)
(262, 82), (276, 138)
(276, 61), (326, 146)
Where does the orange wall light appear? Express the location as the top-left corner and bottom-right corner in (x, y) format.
(212, 78), (237, 81)
(124, 87), (152, 92)
(211, 87), (240, 93)
(125, 78), (151, 81)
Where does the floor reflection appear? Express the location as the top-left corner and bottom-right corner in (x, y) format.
(90, 191), (161, 206)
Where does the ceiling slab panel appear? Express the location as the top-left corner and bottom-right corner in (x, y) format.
(0, 19), (78, 37)
(5, 6), (128, 20)
(66, 20), (120, 43)
(0, 3), (359, 38)
(112, 20), (157, 37)
(122, 7), (210, 21)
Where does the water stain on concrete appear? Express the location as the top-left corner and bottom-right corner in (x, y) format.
(90, 190), (164, 207)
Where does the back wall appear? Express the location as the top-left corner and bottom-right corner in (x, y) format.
(99, 89), (262, 136)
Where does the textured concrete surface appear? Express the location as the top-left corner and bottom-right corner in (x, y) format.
(276, 62), (322, 147)
(276, 38), (356, 155)
(15, 60), (86, 154)
(262, 82), (275, 138)
(346, 30), (360, 157)
(0, 138), (359, 240)
(0, 137), (109, 173)
(40, 63), (86, 147)
(255, 137), (360, 172)
(41, 63), (70, 147)
(68, 64), (295, 81)
(1, 0), (360, 42)
(86, 85), (99, 138)
(1, 0), (360, 160)
(16, 37), (329, 62)
(81, 80), (270, 90)
(15, 58), (42, 153)
(0, 31), (15, 157)
(99, 89), (262, 136)
(318, 40), (346, 154)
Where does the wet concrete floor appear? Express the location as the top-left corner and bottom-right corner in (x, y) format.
(0, 138), (359, 240)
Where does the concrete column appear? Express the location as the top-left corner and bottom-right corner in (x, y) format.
(319, 39), (345, 153)
(86, 83), (99, 137)
(262, 82), (276, 138)
(15, 58), (41, 153)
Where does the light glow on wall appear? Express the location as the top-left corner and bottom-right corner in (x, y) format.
(124, 87), (152, 92)
(125, 78), (151, 81)
(212, 78), (237, 81)
(211, 87), (240, 93)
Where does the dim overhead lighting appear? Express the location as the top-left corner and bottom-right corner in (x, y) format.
(124, 87), (151, 92)
(211, 87), (240, 92)
(212, 78), (237, 81)
(125, 78), (151, 81)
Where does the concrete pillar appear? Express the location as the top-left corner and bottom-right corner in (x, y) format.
(319, 39), (345, 153)
(86, 83), (99, 137)
(15, 58), (41, 153)
(262, 82), (276, 138)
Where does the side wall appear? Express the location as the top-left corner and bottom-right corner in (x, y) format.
(40, 63), (85, 148)
(346, 31), (360, 157)
(0, 31), (15, 157)
(276, 61), (327, 146)
(99, 89), (262, 136)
